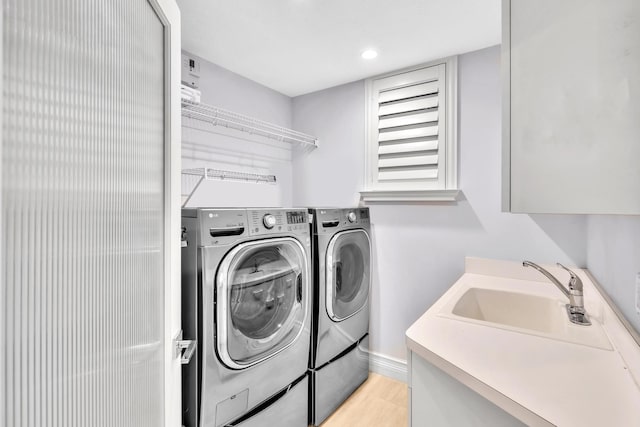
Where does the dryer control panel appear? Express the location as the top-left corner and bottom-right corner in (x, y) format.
(314, 207), (370, 234)
(248, 209), (308, 236)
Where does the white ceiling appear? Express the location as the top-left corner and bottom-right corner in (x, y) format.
(178, 0), (502, 97)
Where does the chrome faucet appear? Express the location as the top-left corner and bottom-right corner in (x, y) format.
(522, 261), (591, 326)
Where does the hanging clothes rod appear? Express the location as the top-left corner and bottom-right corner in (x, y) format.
(181, 167), (277, 207)
(181, 100), (319, 148)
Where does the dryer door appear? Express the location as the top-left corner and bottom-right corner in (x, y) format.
(326, 229), (371, 321)
(216, 238), (308, 369)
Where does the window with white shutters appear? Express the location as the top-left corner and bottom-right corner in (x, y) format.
(361, 57), (459, 202)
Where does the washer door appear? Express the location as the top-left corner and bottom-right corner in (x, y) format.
(326, 229), (371, 321)
(216, 237), (308, 369)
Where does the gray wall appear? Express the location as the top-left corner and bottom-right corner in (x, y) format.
(182, 51), (295, 207)
(292, 46), (587, 360)
(291, 80), (365, 206)
(587, 216), (640, 333)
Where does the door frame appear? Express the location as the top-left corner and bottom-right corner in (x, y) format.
(0, 5), (5, 424)
(146, 0), (182, 425)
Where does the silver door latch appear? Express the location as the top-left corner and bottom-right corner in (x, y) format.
(174, 330), (196, 364)
(181, 227), (188, 248)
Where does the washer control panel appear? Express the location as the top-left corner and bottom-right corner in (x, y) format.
(188, 208), (310, 246)
(248, 209), (308, 235)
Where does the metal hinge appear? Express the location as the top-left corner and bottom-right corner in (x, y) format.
(174, 330), (196, 365)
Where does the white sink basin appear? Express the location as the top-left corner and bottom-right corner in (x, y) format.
(442, 287), (612, 350)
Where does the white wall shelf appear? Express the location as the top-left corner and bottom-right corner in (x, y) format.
(181, 167), (277, 207)
(182, 100), (319, 148)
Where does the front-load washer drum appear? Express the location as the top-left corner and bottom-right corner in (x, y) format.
(216, 237), (308, 369)
(326, 229), (371, 321)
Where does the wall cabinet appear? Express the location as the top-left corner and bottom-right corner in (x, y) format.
(502, 0), (640, 214)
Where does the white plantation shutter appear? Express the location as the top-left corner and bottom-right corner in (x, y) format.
(363, 59), (458, 201)
(374, 65), (446, 185)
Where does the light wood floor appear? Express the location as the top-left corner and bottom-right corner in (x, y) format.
(320, 373), (408, 427)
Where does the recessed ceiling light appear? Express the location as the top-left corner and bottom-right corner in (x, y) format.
(361, 49), (378, 60)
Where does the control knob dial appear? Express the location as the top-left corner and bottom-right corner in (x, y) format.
(347, 211), (357, 223)
(263, 214), (277, 229)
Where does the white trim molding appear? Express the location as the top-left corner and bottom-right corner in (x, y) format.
(361, 189), (460, 203)
(150, 0), (183, 426)
(368, 350), (408, 383)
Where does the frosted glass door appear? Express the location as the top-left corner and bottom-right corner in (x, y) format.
(2, 1), (169, 426)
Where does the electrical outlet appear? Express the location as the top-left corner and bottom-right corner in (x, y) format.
(181, 53), (201, 89)
(636, 273), (640, 315)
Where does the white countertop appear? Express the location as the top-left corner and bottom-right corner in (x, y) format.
(406, 258), (640, 427)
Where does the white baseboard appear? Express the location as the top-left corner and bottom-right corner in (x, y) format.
(368, 351), (408, 383)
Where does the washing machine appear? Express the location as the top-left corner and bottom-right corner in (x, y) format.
(181, 208), (311, 427)
(308, 207), (371, 426)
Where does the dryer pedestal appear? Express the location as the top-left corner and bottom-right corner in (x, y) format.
(309, 334), (369, 426)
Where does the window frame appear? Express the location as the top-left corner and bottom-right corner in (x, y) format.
(361, 56), (459, 202)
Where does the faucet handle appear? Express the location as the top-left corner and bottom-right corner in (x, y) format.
(556, 263), (583, 291)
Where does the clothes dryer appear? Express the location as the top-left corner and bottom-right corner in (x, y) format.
(308, 207), (371, 426)
(181, 208), (311, 427)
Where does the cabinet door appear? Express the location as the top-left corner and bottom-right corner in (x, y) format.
(503, 0), (640, 214)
